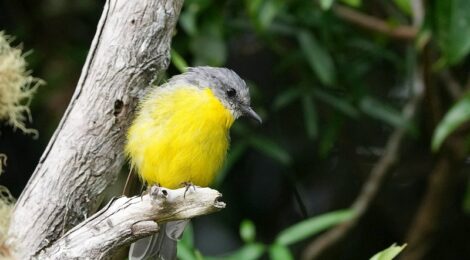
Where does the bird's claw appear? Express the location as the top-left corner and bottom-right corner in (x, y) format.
(181, 182), (196, 198)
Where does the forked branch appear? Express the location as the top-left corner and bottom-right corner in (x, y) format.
(38, 187), (225, 259)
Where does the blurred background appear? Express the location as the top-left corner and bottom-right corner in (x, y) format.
(1, 0), (470, 259)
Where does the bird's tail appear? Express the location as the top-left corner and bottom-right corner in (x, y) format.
(129, 219), (189, 260)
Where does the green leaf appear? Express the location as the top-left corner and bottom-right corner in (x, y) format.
(272, 88), (303, 111)
(179, 4), (198, 36)
(370, 243), (407, 260)
(432, 94), (470, 151)
(340, 0), (361, 7)
(258, 0), (283, 31)
(435, 0), (470, 64)
(250, 136), (292, 165)
(319, 0), (334, 10)
(276, 209), (355, 246)
(183, 0), (211, 11)
(177, 242), (196, 260)
(181, 222), (194, 247)
(217, 243), (265, 260)
(190, 22), (226, 66)
(240, 219), (256, 243)
(269, 244), (293, 260)
(392, 0), (411, 15)
(194, 250), (205, 260)
(171, 49), (188, 73)
(245, 0), (264, 20)
(297, 30), (336, 86)
(302, 95), (318, 139)
(178, 222), (196, 260)
(359, 96), (410, 129)
(179, 0), (212, 37)
(312, 89), (359, 118)
(245, 0), (282, 32)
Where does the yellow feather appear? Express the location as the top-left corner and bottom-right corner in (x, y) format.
(126, 85), (234, 189)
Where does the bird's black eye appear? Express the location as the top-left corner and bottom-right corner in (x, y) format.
(226, 88), (236, 98)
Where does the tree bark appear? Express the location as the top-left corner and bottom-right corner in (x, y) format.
(7, 0), (184, 258)
(37, 187), (225, 259)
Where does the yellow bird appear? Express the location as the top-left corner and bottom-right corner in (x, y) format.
(126, 67), (261, 260)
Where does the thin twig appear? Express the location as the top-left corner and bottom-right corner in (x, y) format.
(438, 69), (463, 100)
(333, 4), (417, 40)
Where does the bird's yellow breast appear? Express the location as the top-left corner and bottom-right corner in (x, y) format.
(126, 85), (234, 189)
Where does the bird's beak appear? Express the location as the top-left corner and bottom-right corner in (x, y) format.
(242, 106), (262, 124)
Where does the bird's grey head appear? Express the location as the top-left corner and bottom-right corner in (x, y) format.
(170, 66), (262, 123)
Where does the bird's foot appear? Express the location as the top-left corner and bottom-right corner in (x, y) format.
(140, 188), (148, 201)
(181, 182), (196, 198)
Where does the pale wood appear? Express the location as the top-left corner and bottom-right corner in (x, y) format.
(37, 187), (225, 259)
(7, 0), (184, 258)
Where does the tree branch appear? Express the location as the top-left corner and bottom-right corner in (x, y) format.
(402, 1), (467, 257)
(438, 69), (464, 100)
(301, 67), (424, 259)
(302, 3), (425, 259)
(37, 187), (225, 259)
(6, 0), (184, 258)
(333, 4), (417, 40)
(402, 145), (465, 260)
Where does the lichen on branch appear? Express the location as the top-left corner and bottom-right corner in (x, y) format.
(0, 31), (44, 136)
(0, 154), (14, 259)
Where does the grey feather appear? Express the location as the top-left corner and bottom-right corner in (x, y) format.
(129, 220), (189, 260)
(163, 67), (251, 119)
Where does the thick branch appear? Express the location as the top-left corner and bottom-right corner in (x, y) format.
(37, 187), (225, 259)
(402, 147), (464, 260)
(7, 0), (183, 258)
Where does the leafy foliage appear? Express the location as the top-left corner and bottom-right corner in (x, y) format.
(432, 94), (470, 151)
(433, 0), (470, 65)
(179, 210), (354, 259)
(167, 0), (470, 258)
(370, 243), (407, 260)
(297, 30), (336, 86)
(275, 209), (355, 246)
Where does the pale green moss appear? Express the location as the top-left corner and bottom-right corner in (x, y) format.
(0, 154), (14, 258)
(0, 31), (43, 258)
(0, 31), (43, 137)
